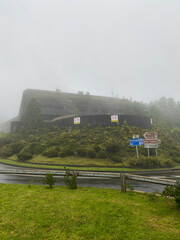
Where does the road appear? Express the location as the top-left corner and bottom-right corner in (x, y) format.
(0, 163), (180, 193)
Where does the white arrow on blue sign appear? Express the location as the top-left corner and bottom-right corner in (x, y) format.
(130, 138), (143, 146)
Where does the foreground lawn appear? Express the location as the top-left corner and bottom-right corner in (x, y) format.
(0, 184), (180, 240)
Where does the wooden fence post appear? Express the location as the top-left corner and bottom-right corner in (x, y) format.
(120, 173), (126, 192)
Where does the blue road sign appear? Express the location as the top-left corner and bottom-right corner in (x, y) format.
(130, 138), (143, 146)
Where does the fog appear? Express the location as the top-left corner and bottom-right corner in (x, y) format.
(0, 0), (180, 123)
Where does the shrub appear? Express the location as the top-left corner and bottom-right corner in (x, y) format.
(64, 169), (77, 189)
(162, 185), (180, 208)
(42, 146), (59, 158)
(111, 155), (122, 163)
(76, 148), (87, 157)
(28, 142), (44, 155)
(173, 157), (180, 164)
(59, 147), (74, 158)
(0, 145), (13, 157)
(17, 146), (33, 161)
(174, 186), (180, 208)
(93, 145), (101, 153)
(9, 141), (25, 154)
(106, 142), (120, 153)
(88, 150), (96, 158)
(98, 150), (107, 159)
(127, 156), (162, 168)
(43, 173), (56, 189)
(163, 159), (173, 167)
(162, 186), (176, 197)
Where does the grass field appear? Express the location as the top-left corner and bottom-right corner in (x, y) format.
(0, 184), (180, 240)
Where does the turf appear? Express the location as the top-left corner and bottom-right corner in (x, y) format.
(0, 184), (180, 240)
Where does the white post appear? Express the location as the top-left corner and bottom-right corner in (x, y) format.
(136, 145), (139, 158)
(147, 148), (150, 157)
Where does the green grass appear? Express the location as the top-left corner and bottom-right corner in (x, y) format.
(0, 184), (180, 240)
(11, 154), (124, 167)
(1, 158), (179, 172)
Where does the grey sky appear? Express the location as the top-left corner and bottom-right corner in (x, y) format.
(0, 0), (180, 123)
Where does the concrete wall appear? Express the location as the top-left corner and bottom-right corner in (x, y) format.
(52, 114), (152, 129)
(18, 89), (147, 122)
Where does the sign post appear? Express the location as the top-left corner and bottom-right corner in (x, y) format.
(130, 138), (143, 158)
(136, 145), (139, 158)
(143, 132), (160, 157)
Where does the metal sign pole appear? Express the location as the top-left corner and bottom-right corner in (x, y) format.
(136, 145), (139, 158)
(155, 148), (158, 157)
(147, 148), (150, 157)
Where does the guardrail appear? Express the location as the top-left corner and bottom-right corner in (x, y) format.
(0, 169), (179, 192)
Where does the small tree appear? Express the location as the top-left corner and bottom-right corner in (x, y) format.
(43, 173), (56, 188)
(64, 168), (77, 189)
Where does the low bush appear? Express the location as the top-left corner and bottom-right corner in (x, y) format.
(17, 146), (33, 161)
(174, 186), (180, 208)
(87, 150), (96, 158)
(162, 185), (180, 208)
(111, 155), (122, 163)
(172, 157), (180, 164)
(43, 173), (56, 189)
(42, 146), (59, 158)
(0, 145), (12, 157)
(76, 148), (87, 157)
(106, 142), (120, 154)
(127, 156), (173, 169)
(128, 156), (162, 168)
(64, 168), (77, 189)
(59, 147), (74, 158)
(98, 150), (107, 159)
(28, 142), (44, 155)
(9, 141), (26, 154)
(93, 145), (101, 153)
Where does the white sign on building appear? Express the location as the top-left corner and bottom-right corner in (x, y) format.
(111, 115), (118, 122)
(74, 117), (80, 125)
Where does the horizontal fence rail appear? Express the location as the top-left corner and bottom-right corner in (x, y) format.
(0, 169), (179, 192)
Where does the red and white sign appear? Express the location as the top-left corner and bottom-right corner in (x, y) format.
(143, 139), (159, 144)
(144, 132), (158, 140)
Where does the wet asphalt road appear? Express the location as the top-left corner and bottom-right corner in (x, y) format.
(0, 163), (180, 193)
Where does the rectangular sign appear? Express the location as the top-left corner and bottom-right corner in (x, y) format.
(130, 138), (143, 146)
(143, 139), (159, 144)
(74, 117), (80, 124)
(111, 115), (118, 122)
(144, 144), (159, 149)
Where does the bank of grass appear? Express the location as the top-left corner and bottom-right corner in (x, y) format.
(15, 154), (122, 166)
(0, 184), (180, 240)
(1, 157), (179, 172)
(0, 158), (140, 171)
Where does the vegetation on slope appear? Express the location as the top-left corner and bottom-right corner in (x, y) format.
(0, 121), (180, 169)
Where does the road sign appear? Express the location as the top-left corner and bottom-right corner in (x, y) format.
(143, 139), (159, 144)
(130, 138), (143, 146)
(144, 132), (158, 140)
(144, 144), (159, 148)
(133, 134), (139, 139)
